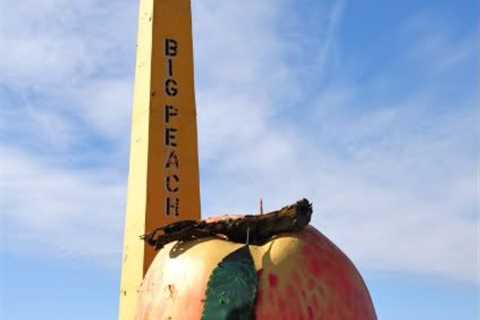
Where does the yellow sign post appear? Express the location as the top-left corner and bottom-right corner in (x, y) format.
(118, 0), (201, 318)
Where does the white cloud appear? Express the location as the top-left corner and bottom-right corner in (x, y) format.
(0, 0), (136, 86)
(401, 11), (480, 74)
(74, 79), (133, 140)
(193, 1), (478, 283)
(0, 0), (136, 145)
(0, 146), (125, 265)
(0, 0), (477, 284)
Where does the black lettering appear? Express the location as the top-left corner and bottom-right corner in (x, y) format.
(167, 59), (174, 77)
(165, 128), (178, 147)
(165, 105), (178, 123)
(165, 39), (178, 56)
(165, 197), (180, 216)
(166, 174), (180, 192)
(165, 150), (179, 169)
(165, 79), (178, 96)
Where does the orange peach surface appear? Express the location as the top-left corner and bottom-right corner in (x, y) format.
(135, 226), (377, 320)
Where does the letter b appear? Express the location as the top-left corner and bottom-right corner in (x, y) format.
(165, 39), (178, 57)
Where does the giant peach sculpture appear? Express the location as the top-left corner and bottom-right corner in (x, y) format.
(134, 200), (377, 319)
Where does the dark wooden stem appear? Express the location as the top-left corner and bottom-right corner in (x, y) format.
(142, 198), (312, 250)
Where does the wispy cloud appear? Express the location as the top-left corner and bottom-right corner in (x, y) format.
(0, 0), (477, 283)
(401, 11), (480, 75)
(194, 1), (479, 283)
(1, 145), (125, 265)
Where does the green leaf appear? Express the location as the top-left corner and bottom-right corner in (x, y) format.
(201, 246), (258, 320)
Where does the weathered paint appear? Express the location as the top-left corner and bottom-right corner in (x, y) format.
(134, 226), (377, 319)
(118, 0), (201, 319)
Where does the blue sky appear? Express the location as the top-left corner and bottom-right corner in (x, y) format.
(0, 0), (478, 319)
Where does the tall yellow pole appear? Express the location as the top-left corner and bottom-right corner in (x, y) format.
(118, 0), (201, 319)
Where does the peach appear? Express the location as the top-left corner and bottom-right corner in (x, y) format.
(135, 226), (377, 319)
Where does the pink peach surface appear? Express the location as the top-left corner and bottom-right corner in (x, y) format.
(135, 226), (377, 320)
